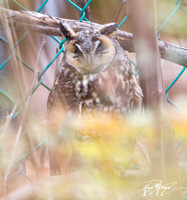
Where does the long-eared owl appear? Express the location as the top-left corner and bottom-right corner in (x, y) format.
(47, 22), (142, 175)
(47, 22), (142, 121)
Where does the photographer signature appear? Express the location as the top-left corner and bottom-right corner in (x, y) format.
(142, 180), (186, 197)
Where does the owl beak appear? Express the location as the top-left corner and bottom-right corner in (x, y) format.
(82, 54), (99, 74)
(87, 55), (92, 65)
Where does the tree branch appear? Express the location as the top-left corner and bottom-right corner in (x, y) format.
(0, 7), (187, 67)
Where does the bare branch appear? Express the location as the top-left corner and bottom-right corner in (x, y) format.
(0, 101), (18, 140)
(114, 1), (126, 22)
(3, 123), (23, 196)
(0, 7), (187, 67)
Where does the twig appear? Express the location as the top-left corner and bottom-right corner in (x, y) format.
(114, 1), (126, 22)
(0, 100), (19, 196)
(3, 124), (23, 196)
(136, 140), (151, 167)
(0, 101), (18, 139)
(0, 7), (186, 67)
(25, 39), (46, 108)
(2, 39), (46, 195)
(23, 39), (46, 176)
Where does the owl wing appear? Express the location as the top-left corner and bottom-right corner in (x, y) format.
(47, 64), (81, 119)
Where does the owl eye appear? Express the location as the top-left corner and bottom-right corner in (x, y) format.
(95, 40), (104, 54)
(74, 44), (83, 54)
(96, 42), (104, 52)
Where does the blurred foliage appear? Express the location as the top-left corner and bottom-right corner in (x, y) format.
(1, 106), (187, 199)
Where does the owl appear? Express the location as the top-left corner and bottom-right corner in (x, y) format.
(47, 22), (142, 175)
(48, 22), (142, 120)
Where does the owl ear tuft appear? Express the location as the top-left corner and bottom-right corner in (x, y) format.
(59, 22), (77, 40)
(99, 23), (118, 36)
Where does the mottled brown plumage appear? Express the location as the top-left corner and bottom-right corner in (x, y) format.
(47, 22), (142, 175)
(48, 22), (142, 119)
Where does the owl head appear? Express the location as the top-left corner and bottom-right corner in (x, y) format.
(60, 22), (118, 74)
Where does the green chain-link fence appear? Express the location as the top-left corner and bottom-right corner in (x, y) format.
(0, 0), (186, 191)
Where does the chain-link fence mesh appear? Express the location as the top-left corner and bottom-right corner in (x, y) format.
(0, 0), (187, 197)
